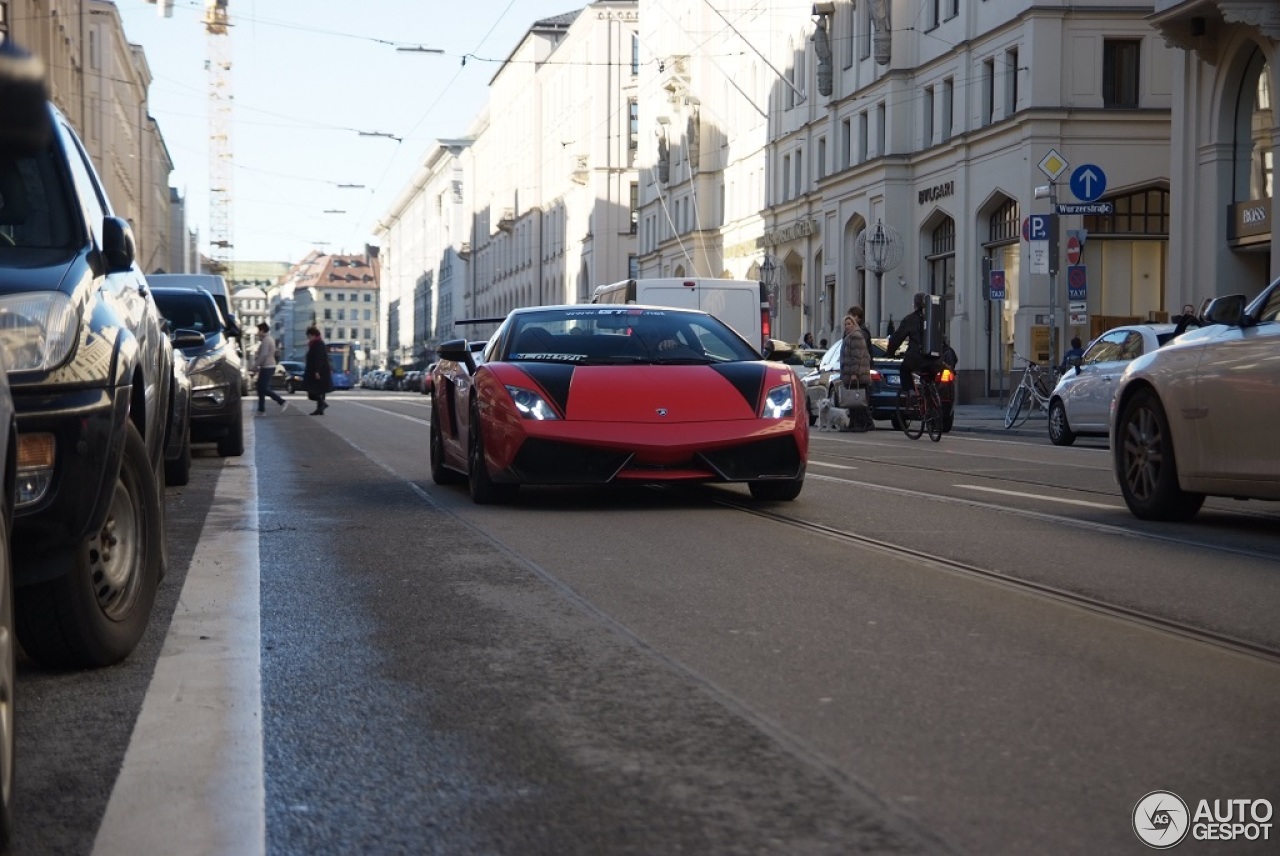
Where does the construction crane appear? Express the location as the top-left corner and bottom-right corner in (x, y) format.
(205, 0), (233, 273)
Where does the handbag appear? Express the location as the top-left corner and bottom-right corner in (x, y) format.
(836, 384), (867, 408)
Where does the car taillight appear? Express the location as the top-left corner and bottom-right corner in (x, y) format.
(939, 368), (955, 383)
(760, 309), (771, 345)
(869, 368), (881, 381)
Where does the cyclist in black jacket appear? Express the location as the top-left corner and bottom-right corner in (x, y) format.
(887, 292), (944, 392)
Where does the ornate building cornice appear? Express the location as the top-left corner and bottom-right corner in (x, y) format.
(1151, 0), (1279, 66)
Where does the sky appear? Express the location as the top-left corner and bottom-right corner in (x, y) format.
(118, 0), (582, 264)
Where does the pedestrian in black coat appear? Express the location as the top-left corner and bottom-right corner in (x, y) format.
(304, 325), (333, 415)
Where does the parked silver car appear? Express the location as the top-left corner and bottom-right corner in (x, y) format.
(1047, 323), (1178, 446)
(1109, 278), (1280, 520)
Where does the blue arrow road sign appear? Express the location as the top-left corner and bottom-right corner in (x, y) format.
(1070, 164), (1107, 203)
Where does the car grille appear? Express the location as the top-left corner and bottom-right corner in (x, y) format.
(510, 438), (632, 483)
(697, 436), (803, 481)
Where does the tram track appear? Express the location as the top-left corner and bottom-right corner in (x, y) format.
(710, 493), (1280, 667)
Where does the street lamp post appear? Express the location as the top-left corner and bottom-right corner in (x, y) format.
(855, 220), (904, 336)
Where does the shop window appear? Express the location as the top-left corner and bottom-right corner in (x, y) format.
(1084, 188), (1169, 235)
(928, 219), (956, 345)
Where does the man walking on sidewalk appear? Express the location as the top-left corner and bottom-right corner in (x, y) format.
(252, 322), (288, 414)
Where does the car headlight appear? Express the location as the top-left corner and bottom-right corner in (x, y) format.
(0, 291), (79, 372)
(186, 345), (226, 375)
(763, 382), (795, 419)
(505, 385), (560, 420)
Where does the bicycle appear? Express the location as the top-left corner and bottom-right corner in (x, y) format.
(1003, 353), (1055, 429)
(896, 370), (944, 442)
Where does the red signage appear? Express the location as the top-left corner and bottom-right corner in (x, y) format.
(1066, 235), (1081, 265)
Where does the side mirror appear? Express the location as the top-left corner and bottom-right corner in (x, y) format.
(437, 338), (470, 361)
(1201, 294), (1247, 328)
(101, 216), (136, 272)
(171, 329), (206, 350)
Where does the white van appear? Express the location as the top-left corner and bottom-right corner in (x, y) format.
(592, 278), (770, 350)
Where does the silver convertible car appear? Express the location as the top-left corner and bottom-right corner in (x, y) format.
(1109, 277), (1280, 520)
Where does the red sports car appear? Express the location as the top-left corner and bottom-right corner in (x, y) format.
(429, 305), (809, 503)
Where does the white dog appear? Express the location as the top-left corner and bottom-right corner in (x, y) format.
(816, 398), (850, 431)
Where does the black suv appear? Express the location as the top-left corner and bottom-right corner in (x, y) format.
(151, 286), (245, 456)
(0, 99), (175, 668)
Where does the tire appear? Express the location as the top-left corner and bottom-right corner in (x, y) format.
(286, 380), (296, 395)
(942, 407), (954, 433)
(748, 476), (804, 501)
(430, 405), (464, 485)
(16, 423), (162, 668)
(926, 387), (943, 442)
(1047, 399), (1076, 447)
(164, 410), (192, 486)
(1115, 388), (1205, 521)
(216, 406), (244, 457)
(898, 390), (922, 439)
(0, 466), (15, 848)
(468, 402), (517, 504)
(1003, 386), (1029, 429)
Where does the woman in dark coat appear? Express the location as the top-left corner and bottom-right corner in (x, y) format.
(304, 325), (333, 415)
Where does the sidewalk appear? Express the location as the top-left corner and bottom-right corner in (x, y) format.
(948, 402), (1048, 439)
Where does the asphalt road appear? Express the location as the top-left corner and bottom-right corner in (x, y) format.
(11, 391), (1279, 855)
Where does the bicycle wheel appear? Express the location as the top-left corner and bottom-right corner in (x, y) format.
(1003, 385), (1029, 429)
(926, 385), (943, 442)
(898, 389), (923, 439)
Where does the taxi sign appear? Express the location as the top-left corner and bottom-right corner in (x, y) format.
(1038, 149), (1069, 182)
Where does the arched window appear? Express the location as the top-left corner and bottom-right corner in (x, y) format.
(1084, 187), (1169, 236)
(928, 218), (956, 333)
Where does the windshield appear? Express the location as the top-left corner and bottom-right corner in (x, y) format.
(151, 291), (222, 337)
(505, 307), (760, 364)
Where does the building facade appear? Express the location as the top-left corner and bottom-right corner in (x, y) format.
(375, 139), (472, 368)
(636, 0), (1184, 401)
(269, 251), (379, 366)
(4, 0), (176, 274)
(377, 1), (641, 358)
(1151, 0), (1278, 300)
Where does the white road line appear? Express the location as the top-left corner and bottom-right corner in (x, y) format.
(343, 399), (430, 424)
(953, 483), (1121, 510)
(808, 460), (857, 470)
(93, 415), (265, 856)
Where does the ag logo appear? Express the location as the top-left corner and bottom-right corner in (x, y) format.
(1134, 791), (1190, 848)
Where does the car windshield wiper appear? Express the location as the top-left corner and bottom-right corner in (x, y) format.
(651, 355), (714, 365)
(582, 355), (647, 365)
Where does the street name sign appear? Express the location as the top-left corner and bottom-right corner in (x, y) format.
(1057, 202), (1114, 215)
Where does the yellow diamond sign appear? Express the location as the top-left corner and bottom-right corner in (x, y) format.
(1038, 149), (1069, 181)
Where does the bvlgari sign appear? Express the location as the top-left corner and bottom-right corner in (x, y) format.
(919, 180), (955, 205)
(1229, 197), (1272, 245)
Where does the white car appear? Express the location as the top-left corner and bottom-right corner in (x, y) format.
(1109, 278), (1280, 520)
(1047, 323), (1178, 446)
